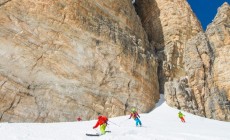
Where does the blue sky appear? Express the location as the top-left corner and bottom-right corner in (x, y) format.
(187, 0), (229, 30)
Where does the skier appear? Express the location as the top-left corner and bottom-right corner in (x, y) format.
(129, 108), (142, 127)
(77, 116), (82, 121)
(178, 111), (185, 122)
(93, 115), (108, 135)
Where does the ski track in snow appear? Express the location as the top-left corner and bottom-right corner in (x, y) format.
(0, 95), (230, 140)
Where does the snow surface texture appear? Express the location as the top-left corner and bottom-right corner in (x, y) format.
(0, 95), (230, 140)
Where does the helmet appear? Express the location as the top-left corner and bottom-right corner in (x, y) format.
(131, 108), (136, 112)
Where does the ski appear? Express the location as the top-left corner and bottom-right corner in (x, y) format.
(86, 131), (111, 136)
(86, 133), (100, 136)
(139, 125), (146, 127)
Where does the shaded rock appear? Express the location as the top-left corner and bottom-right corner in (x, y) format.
(135, 0), (202, 93)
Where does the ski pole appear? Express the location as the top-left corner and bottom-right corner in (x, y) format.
(108, 120), (120, 127)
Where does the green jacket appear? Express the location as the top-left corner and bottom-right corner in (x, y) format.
(178, 112), (184, 118)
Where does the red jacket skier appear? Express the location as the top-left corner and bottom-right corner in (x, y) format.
(77, 117), (82, 121)
(93, 115), (108, 135)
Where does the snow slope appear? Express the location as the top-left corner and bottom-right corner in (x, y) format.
(0, 95), (230, 140)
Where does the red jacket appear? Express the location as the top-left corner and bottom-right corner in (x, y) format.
(93, 116), (108, 128)
(77, 117), (82, 121)
(129, 112), (140, 119)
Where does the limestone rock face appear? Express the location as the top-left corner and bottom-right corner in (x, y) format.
(135, 0), (202, 93)
(164, 33), (212, 117)
(205, 2), (230, 120)
(206, 2), (230, 101)
(136, 0), (230, 121)
(0, 0), (159, 122)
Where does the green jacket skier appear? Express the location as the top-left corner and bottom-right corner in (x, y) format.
(178, 111), (185, 122)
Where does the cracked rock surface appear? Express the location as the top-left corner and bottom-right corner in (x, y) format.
(0, 0), (159, 122)
(136, 0), (230, 121)
(1, 0), (229, 122)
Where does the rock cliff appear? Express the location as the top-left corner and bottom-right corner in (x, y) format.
(0, 0), (229, 122)
(135, 0), (202, 93)
(135, 0), (230, 121)
(206, 2), (230, 102)
(0, 0), (159, 122)
(205, 2), (230, 120)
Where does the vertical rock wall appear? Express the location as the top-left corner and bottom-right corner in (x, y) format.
(136, 0), (230, 121)
(205, 2), (230, 120)
(1, 0), (229, 122)
(136, 0), (202, 93)
(0, 0), (159, 122)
